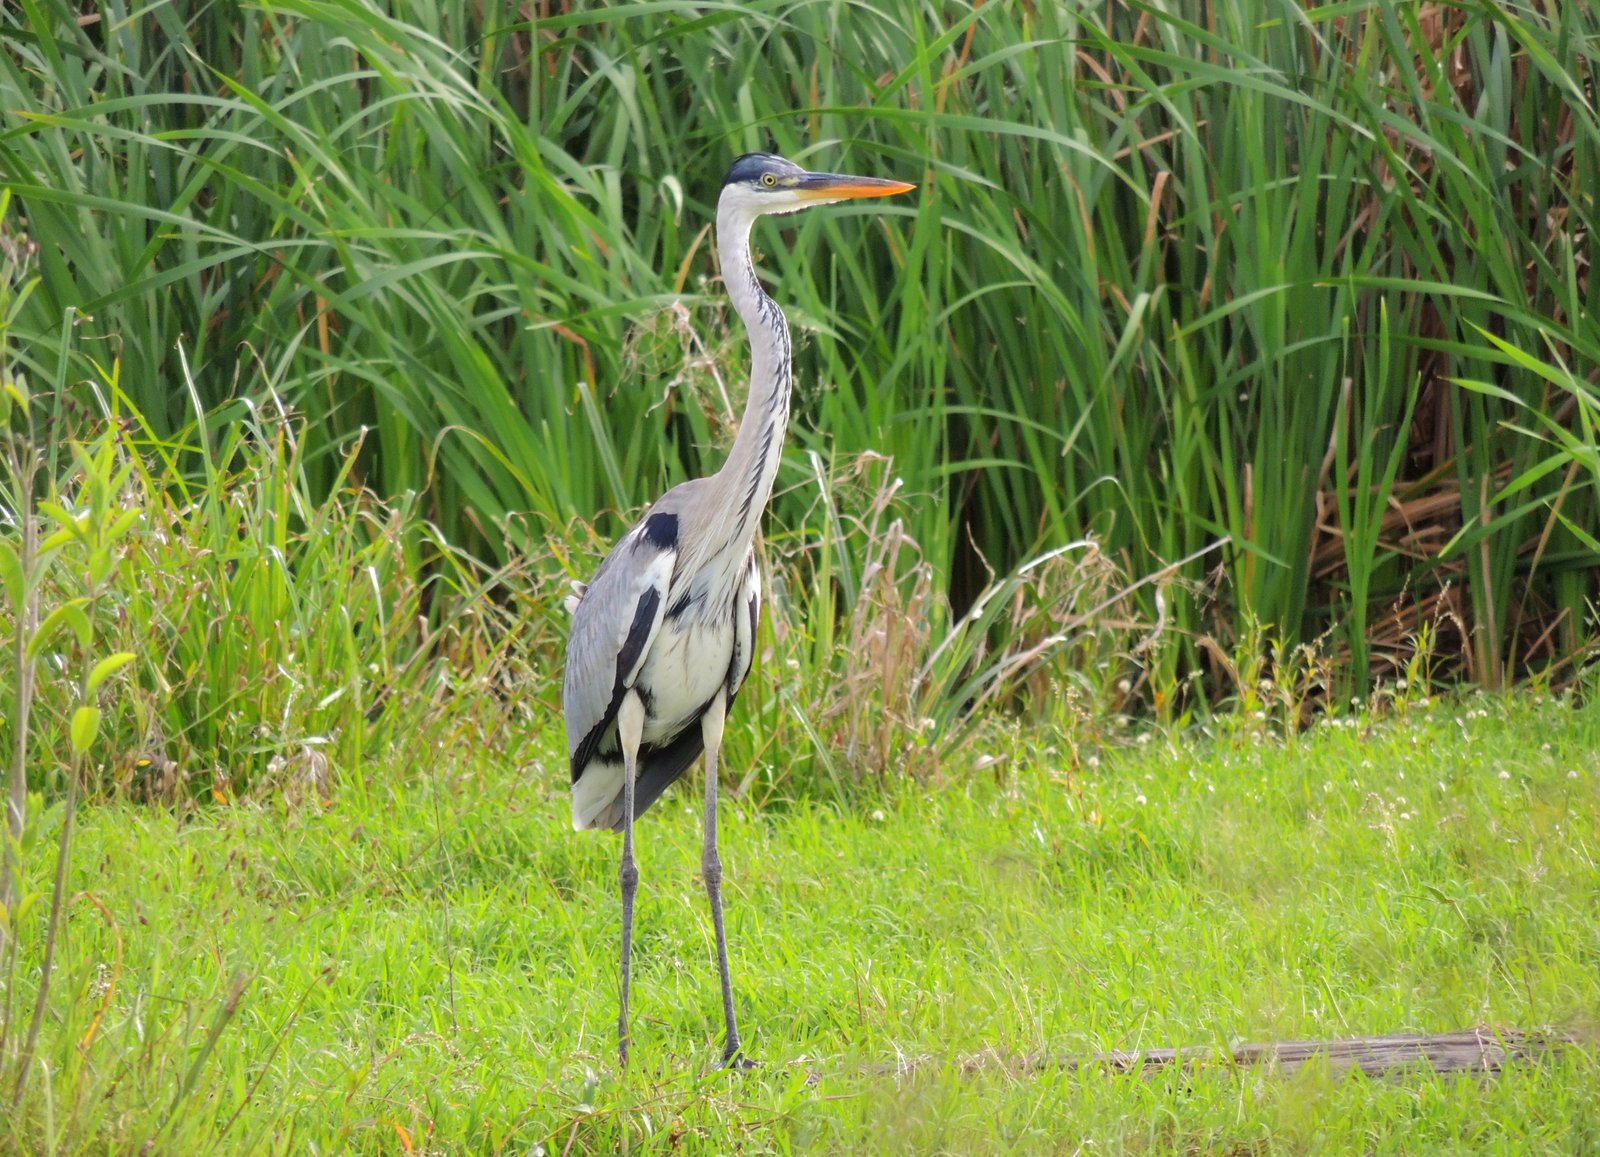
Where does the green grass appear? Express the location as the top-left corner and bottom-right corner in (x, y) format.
(4, 693), (1596, 1153)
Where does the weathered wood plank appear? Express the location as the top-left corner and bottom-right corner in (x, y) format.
(1065, 1027), (1564, 1078)
(863, 1027), (1577, 1080)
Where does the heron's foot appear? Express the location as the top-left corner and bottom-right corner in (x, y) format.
(722, 1048), (760, 1071)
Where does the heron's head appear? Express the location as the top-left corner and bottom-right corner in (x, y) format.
(719, 152), (914, 219)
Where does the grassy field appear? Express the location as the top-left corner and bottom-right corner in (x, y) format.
(3, 692), (1595, 1154)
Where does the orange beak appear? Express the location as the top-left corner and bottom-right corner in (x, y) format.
(793, 171), (917, 200)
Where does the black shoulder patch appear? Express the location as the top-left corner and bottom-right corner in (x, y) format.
(640, 511), (679, 552)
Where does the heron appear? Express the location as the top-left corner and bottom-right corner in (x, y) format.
(562, 152), (914, 1069)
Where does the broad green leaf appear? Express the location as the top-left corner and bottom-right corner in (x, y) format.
(14, 890), (41, 926)
(108, 508), (144, 540)
(1, 372), (27, 419)
(70, 705), (103, 754)
(0, 539), (21, 609)
(39, 501), (88, 534)
(0, 890), (43, 933)
(40, 527), (80, 553)
(87, 651), (138, 695)
(25, 599), (93, 661)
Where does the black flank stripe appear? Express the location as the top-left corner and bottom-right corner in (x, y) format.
(572, 583), (663, 782)
(572, 712), (615, 782)
(614, 587), (661, 692)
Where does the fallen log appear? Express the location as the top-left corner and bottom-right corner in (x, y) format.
(1063, 1027), (1566, 1078)
(861, 1027), (1578, 1080)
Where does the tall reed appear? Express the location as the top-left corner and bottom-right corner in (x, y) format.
(4, 0), (1595, 704)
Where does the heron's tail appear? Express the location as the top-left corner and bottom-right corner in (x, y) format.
(570, 729), (706, 832)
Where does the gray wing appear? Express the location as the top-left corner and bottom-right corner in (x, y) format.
(562, 511), (679, 779)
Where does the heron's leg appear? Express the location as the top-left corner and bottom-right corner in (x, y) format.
(617, 690), (646, 1071)
(699, 689), (748, 1067)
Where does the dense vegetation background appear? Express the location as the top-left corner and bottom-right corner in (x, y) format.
(4, 0), (1599, 794)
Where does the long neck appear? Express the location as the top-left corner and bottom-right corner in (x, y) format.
(711, 200), (793, 544)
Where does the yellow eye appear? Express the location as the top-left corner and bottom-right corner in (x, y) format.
(761, 173), (778, 188)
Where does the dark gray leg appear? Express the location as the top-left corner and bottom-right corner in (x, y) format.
(699, 690), (748, 1066)
(616, 692), (645, 1070)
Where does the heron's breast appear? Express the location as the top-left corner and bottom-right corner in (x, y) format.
(635, 616), (736, 743)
